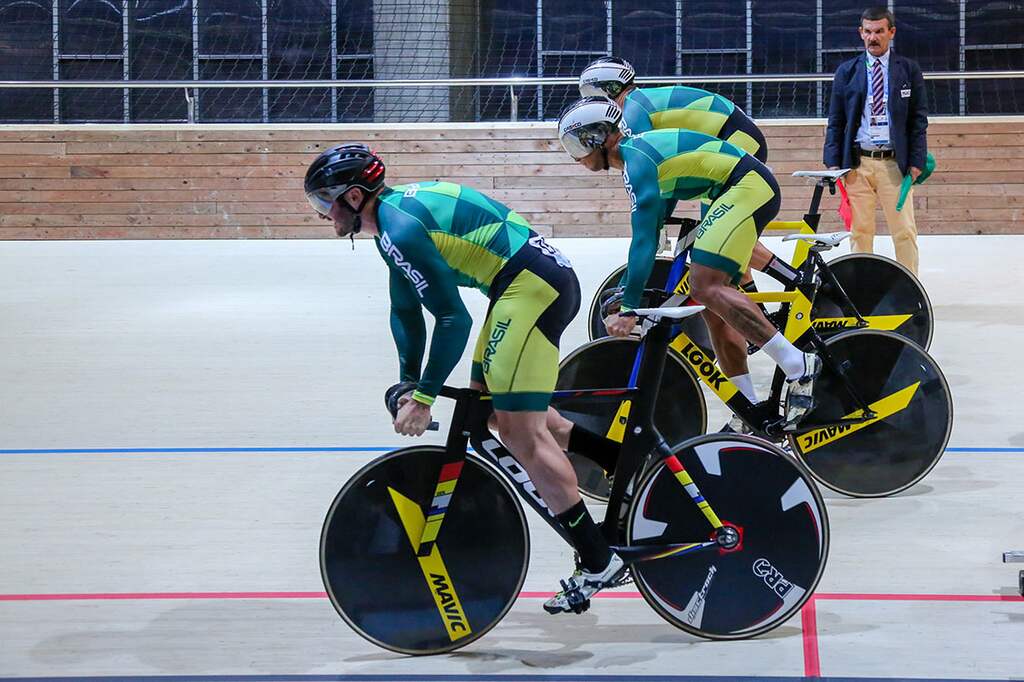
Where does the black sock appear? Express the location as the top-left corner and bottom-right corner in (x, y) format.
(568, 424), (620, 473)
(740, 279), (759, 293)
(763, 255), (801, 287)
(556, 500), (612, 573)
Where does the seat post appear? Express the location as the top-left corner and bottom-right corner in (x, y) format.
(807, 181), (828, 217)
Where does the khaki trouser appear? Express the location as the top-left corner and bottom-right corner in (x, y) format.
(845, 155), (919, 275)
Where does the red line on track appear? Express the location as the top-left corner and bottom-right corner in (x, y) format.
(816, 592), (1023, 602)
(801, 597), (821, 677)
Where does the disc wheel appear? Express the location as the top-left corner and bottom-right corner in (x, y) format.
(320, 447), (529, 654)
(555, 337), (707, 502)
(814, 253), (933, 350)
(628, 434), (829, 639)
(588, 260), (714, 354)
(788, 329), (953, 497)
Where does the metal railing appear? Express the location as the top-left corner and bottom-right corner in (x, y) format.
(3, 71), (1023, 122)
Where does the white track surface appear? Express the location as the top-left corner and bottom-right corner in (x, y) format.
(1, 235), (1022, 681)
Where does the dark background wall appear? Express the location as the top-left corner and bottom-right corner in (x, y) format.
(1, 0), (1022, 123)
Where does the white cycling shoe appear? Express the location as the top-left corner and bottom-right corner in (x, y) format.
(784, 352), (823, 426)
(718, 414), (752, 435)
(543, 552), (626, 614)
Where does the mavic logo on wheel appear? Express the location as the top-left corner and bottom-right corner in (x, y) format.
(801, 423), (854, 448)
(813, 319), (856, 331)
(813, 315), (912, 333)
(482, 319), (511, 373)
(680, 341), (729, 393)
(380, 231), (429, 298)
(753, 558), (794, 599)
(797, 382), (921, 453)
(429, 573), (469, 633)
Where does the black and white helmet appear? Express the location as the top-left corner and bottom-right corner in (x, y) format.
(579, 56), (636, 99)
(557, 97), (623, 160)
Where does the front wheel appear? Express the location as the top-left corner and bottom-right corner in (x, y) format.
(627, 434), (829, 640)
(813, 253), (933, 350)
(555, 337), (707, 502)
(588, 260), (715, 354)
(320, 447), (529, 655)
(789, 329), (953, 497)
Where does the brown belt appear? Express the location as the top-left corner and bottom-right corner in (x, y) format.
(860, 148), (895, 159)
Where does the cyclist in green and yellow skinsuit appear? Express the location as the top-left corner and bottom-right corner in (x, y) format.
(304, 144), (626, 615)
(579, 57), (803, 289)
(578, 58), (805, 421)
(557, 98), (821, 428)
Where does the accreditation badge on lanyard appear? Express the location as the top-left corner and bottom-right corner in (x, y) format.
(866, 58), (890, 146)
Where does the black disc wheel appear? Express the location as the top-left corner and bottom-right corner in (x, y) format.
(788, 329), (952, 497)
(813, 253), (933, 350)
(588, 260), (714, 354)
(555, 337), (707, 502)
(628, 434), (829, 640)
(320, 447), (529, 654)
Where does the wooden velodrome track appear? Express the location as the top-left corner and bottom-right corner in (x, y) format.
(1, 231), (1022, 680)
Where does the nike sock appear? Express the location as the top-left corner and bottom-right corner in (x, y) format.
(568, 424), (620, 473)
(730, 373), (758, 402)
(761, 332), (807, 380)
(763, 256), (801, 287)
(556, 499), (612, 573)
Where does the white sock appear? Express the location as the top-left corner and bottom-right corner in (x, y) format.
(730, 373), (758, 402)
(761, 332), (806, 380)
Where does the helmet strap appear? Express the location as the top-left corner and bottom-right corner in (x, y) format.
(337, 188), (373, 235)
(600, 146), (610, 171)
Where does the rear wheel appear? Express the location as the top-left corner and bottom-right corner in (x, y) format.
(320, 447), (529, 654)
(788, 329), (952, 497)
(813, 253), (933, 350)
(555, 337), (707, 501)
(628, 434), (829, 639)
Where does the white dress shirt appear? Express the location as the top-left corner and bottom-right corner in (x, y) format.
(855, 49), (892, 150)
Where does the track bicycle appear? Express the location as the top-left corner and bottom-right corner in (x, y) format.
(320, 306), (829, 655)
(588, 169), (934, 351)
(562, 223), (952, 500)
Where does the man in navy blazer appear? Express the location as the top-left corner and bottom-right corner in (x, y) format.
(824, 6), (928, 275)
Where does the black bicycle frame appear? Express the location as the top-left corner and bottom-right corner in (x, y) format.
(426, 320), (725, 564)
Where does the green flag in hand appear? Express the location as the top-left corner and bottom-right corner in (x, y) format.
(897, 152), (936, 212)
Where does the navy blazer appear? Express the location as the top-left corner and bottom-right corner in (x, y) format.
(824, 51), (928, 176)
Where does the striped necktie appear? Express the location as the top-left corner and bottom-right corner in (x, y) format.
(871, 58), (885, 117)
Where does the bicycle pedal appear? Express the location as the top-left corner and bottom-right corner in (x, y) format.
(560, 579), (591, 614)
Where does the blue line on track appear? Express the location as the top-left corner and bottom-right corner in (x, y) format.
(0, 676), (1016, 682)
(1, 446), (1022, 455)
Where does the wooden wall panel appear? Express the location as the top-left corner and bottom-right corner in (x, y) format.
(1, 119), (1021, 239)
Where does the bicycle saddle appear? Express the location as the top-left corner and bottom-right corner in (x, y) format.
(623, 305), (706, 323)
(792, 169), (852, 181)
(782, 232), (850, 249)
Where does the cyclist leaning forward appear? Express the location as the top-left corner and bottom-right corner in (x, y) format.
(556, 97), (821, 427)
(578, 56), (803, 292)
(578, 57), (806, 420)
(304, 144), (626, 615)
